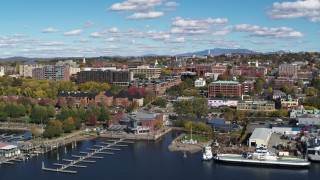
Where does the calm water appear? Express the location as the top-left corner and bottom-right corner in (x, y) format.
(1, 131), (320, 180)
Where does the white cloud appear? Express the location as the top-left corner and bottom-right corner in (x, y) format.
(268, 0), (320, 22)
(126, 11), (164, 19)
(64, 29), (83, 36)
(250, 41), (275, 45)
(108, 27), (120, 33)
(210, 30), (229, 36)
(169, 37), (185, 43)
(104, 37), (118, 42)
(165, 2), (180, 6)
(170, 17), (228, 35)
(231, 24), (304, 39)
(90, 32), (103, 38)
(74, 38), (90, 43)
(38, 41), (66, 46)
(109, 0), (166, 11)
(84, 20), (95, 28)
(42, 28), (59, 33)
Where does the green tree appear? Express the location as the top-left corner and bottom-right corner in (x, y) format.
(99, 107), (111, 122)
(133, 73), (147, 79)
(43, 120), (63, 139)
(30, 105), (49, 124)
(63, 117), (75, 133)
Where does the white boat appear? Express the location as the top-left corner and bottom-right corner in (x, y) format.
(202, 145), (213, 161)
(214, 146), (310, 168)
(307, 138), (320, 162)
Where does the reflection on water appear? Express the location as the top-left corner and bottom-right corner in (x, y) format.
(0, 131), (319, 180)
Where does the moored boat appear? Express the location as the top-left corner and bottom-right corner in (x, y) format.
(214, 146), (310, 168)
(202, 146), (213, 161)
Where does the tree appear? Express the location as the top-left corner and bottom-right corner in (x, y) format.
(235, 111), (246, 121)
(30, 105), (49, 124)
(63, 117), (75, 133)
(67, 97), (76, 108)
(43, 120), (63, 139)
(224, 111), (234, 122)
(29, 124), (41, 137)
(88, 115), (97, 126)
(152, 97), (168, 108)
(99, 107), (111, 122)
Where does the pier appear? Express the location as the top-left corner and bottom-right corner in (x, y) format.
(42, 139), (133, 174)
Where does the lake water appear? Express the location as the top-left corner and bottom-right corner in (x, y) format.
(0, 131), (319, 180)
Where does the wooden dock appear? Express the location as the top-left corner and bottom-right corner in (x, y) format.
(42, 138), (132, 174)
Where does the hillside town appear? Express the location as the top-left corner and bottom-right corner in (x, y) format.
(1, 52), (320, 168)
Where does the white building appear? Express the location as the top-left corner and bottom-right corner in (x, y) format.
(69, 67), (81, 75)
(0, 142), (21, 158)
(129, 65), (161, 79)
(0, 67), (5, 77)
(194, 78), (206, 87)
(249, 128), (272, 147)
(19, 64), (44, 78)
(56, 60), (78, 67)
(208, 99), (239, 107)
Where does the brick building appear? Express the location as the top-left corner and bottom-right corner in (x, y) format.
(32, 65), (70, 81)
(278, 64), (299, 77)
(76, 70), (133, 86)
(208, 81), (242, 98)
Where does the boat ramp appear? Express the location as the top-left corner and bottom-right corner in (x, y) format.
(42, 138), (134, 174)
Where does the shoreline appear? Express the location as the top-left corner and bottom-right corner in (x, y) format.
(168, 133), (212, 153)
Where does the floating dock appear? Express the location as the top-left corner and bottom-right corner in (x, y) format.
(42, 139), (132, 174)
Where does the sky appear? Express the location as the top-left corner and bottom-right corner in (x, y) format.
(0, 0), (319, 58)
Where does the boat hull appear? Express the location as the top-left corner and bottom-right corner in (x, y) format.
(214, 156), (310, 168)
(308, 155), (320, 162)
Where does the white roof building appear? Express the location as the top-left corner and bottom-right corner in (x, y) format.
(249, 128), (272, 147)
(195, 78), (206, 87)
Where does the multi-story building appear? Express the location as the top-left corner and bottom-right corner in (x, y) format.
(241, 81), (255, 95)
(280, 95), (299, 110)
(130, 76), (181, 96)
(19, 64), (44, 77)
(274, 77), (295, 89)
(32, 65), (70, 81)
(76, 70), (133, 86)
(208, 81), (242, 98)
(278, 64), (299, 77)
(129, 65), (161, 79)
(194, 78), (206, 87)
(237, 100), (275, 111)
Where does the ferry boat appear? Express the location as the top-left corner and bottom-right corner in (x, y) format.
(214, 146), (310, 168)
(307, 138), (320, 162)
(202, 146), (213, 161)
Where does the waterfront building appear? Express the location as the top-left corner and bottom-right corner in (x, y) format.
(249, 128), (272, 147)
(237, 100), (275, 111)
(127, 112), (164, 134)
(208, 81), (242, 98)
(129, 65), (161, 79)
(0, 142), (21, 158)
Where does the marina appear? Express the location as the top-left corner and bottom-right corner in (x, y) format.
(42, 138), (134, 174)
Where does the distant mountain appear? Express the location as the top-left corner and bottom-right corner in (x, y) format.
(176, 48), (259, 56)
(264, 50), (288, 54)
(0, 56), (52, 62)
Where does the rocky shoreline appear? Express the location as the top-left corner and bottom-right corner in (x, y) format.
(168, 133), (211, 153)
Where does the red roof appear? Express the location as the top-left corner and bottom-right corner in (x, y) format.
(0, 142), (9, 148)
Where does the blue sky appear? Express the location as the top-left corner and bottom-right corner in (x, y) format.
(0, 0), (319, 57)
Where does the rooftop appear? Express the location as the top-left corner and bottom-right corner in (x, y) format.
(211, 81), (239, 85)
(250, 128), (272, 140)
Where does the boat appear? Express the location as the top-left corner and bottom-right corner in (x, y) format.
(307, 138), (320, 162)
(214, 146), (310, 168)
(202, 145), (213, 161)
